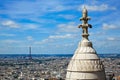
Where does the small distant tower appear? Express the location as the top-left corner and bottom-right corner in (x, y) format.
(66, 7), (106, 80)
(29, 46), (32, 60)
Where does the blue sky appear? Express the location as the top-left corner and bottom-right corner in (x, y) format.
(0, 0), (120, 54)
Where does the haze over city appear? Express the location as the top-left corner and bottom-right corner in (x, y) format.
(0, 0), (120, 54)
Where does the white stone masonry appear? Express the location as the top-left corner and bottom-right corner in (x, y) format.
(66, 7), (106, 80)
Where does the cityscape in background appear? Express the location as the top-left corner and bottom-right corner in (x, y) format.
(0, 54), (120, 80)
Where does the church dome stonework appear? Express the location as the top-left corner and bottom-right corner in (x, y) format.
(66, 7), (106, 80)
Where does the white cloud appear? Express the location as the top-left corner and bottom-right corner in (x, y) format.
(34, 39), (50, 45)
(79, 4), (116, 11)
(102, 23), (118, 30)
(1, 20), (19, 28)
(49, 34), (74, 39)
(58, 14), (76, 20)
(23, 24), (38, 30)
(48, 5), (68, 12)
(0, 1), (69, 16)
(0, 33), (15, 37)
(1, 39), (21, 44)
(27, 36), (34, 41)
(35, 34), (76, 44)
(57, 22), (79, 33)
(64, 43), (74, 47)
(107, 37), (120, 41)
(26, 24), (37, 29)
(1, 20), (40, 30)
(35, 22), (80, 45)
(107, 37), (116, 41)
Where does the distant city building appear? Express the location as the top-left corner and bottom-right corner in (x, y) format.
(66, 7), (106, 80)
(29, 46), (32, 60)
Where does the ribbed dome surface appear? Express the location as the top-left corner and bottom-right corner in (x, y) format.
(66, 39), (106, 80)
(66, 7), (106, 80)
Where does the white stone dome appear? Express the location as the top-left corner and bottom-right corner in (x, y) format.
(66, 7), (106, 80)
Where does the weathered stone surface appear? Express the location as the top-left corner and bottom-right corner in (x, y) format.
(66, 7), (106, 80)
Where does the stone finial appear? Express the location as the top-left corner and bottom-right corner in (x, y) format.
(78, 7), (92, 39)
